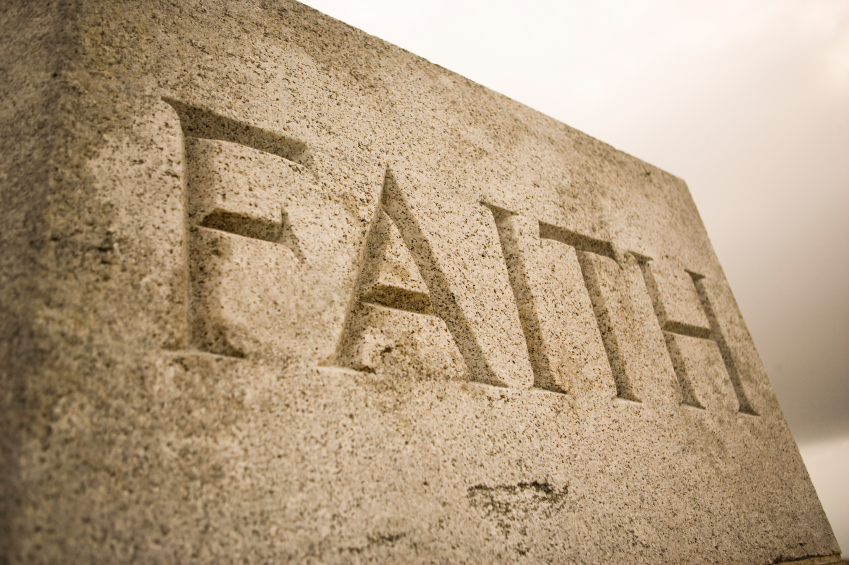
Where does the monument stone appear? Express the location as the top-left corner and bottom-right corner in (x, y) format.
(0, 1), (841, 563)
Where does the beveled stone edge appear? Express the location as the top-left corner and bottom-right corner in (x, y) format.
(775, 555), (844, 565)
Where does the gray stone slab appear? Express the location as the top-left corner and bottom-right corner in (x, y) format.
(0, 1), (840, 563)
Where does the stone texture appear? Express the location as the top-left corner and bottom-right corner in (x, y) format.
(0, 1), (840, 563)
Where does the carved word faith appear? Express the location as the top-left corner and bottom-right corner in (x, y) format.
(167, 99), (756, 415)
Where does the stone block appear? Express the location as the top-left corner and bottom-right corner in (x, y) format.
(0, 1), (839, 563)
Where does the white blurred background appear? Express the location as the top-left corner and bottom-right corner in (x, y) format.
(301, 0), (849, 554)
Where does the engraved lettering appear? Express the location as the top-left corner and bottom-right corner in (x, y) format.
(166, 99), (313, 358)
(691, 272), (757, 415)
(639, 258), (757, 414)
(335, 170), (474, 381)
(486, 204), (619, 397)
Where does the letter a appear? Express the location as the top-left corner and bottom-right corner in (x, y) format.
(335, 169), (534, 388)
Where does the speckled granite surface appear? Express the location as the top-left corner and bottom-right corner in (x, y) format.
(0, 2), (840, 563)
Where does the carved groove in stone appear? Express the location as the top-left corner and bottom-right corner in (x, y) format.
(510, 219), (641, 400)
(660, 320), (712, 340)
(691, 272), (758, 415)
(197, 209), (305, 261)
(354, 202), (433, 316)
(640, 259), (708, 407)
(164, 97), (313, 171)
(485, 204), (564, 393)
(166, 98), (310, 358)
(539, 222), (641, 396)
(380, 172), (506, 385)
(662, 332), (706, 409)
(335, 169), (499, 382)
(576, 251), (641, 402)
(640, 259), (710, 339)
(360, 284), (433, 316)
(539, 222), (615, 260)
(534, 221), (637, 400)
